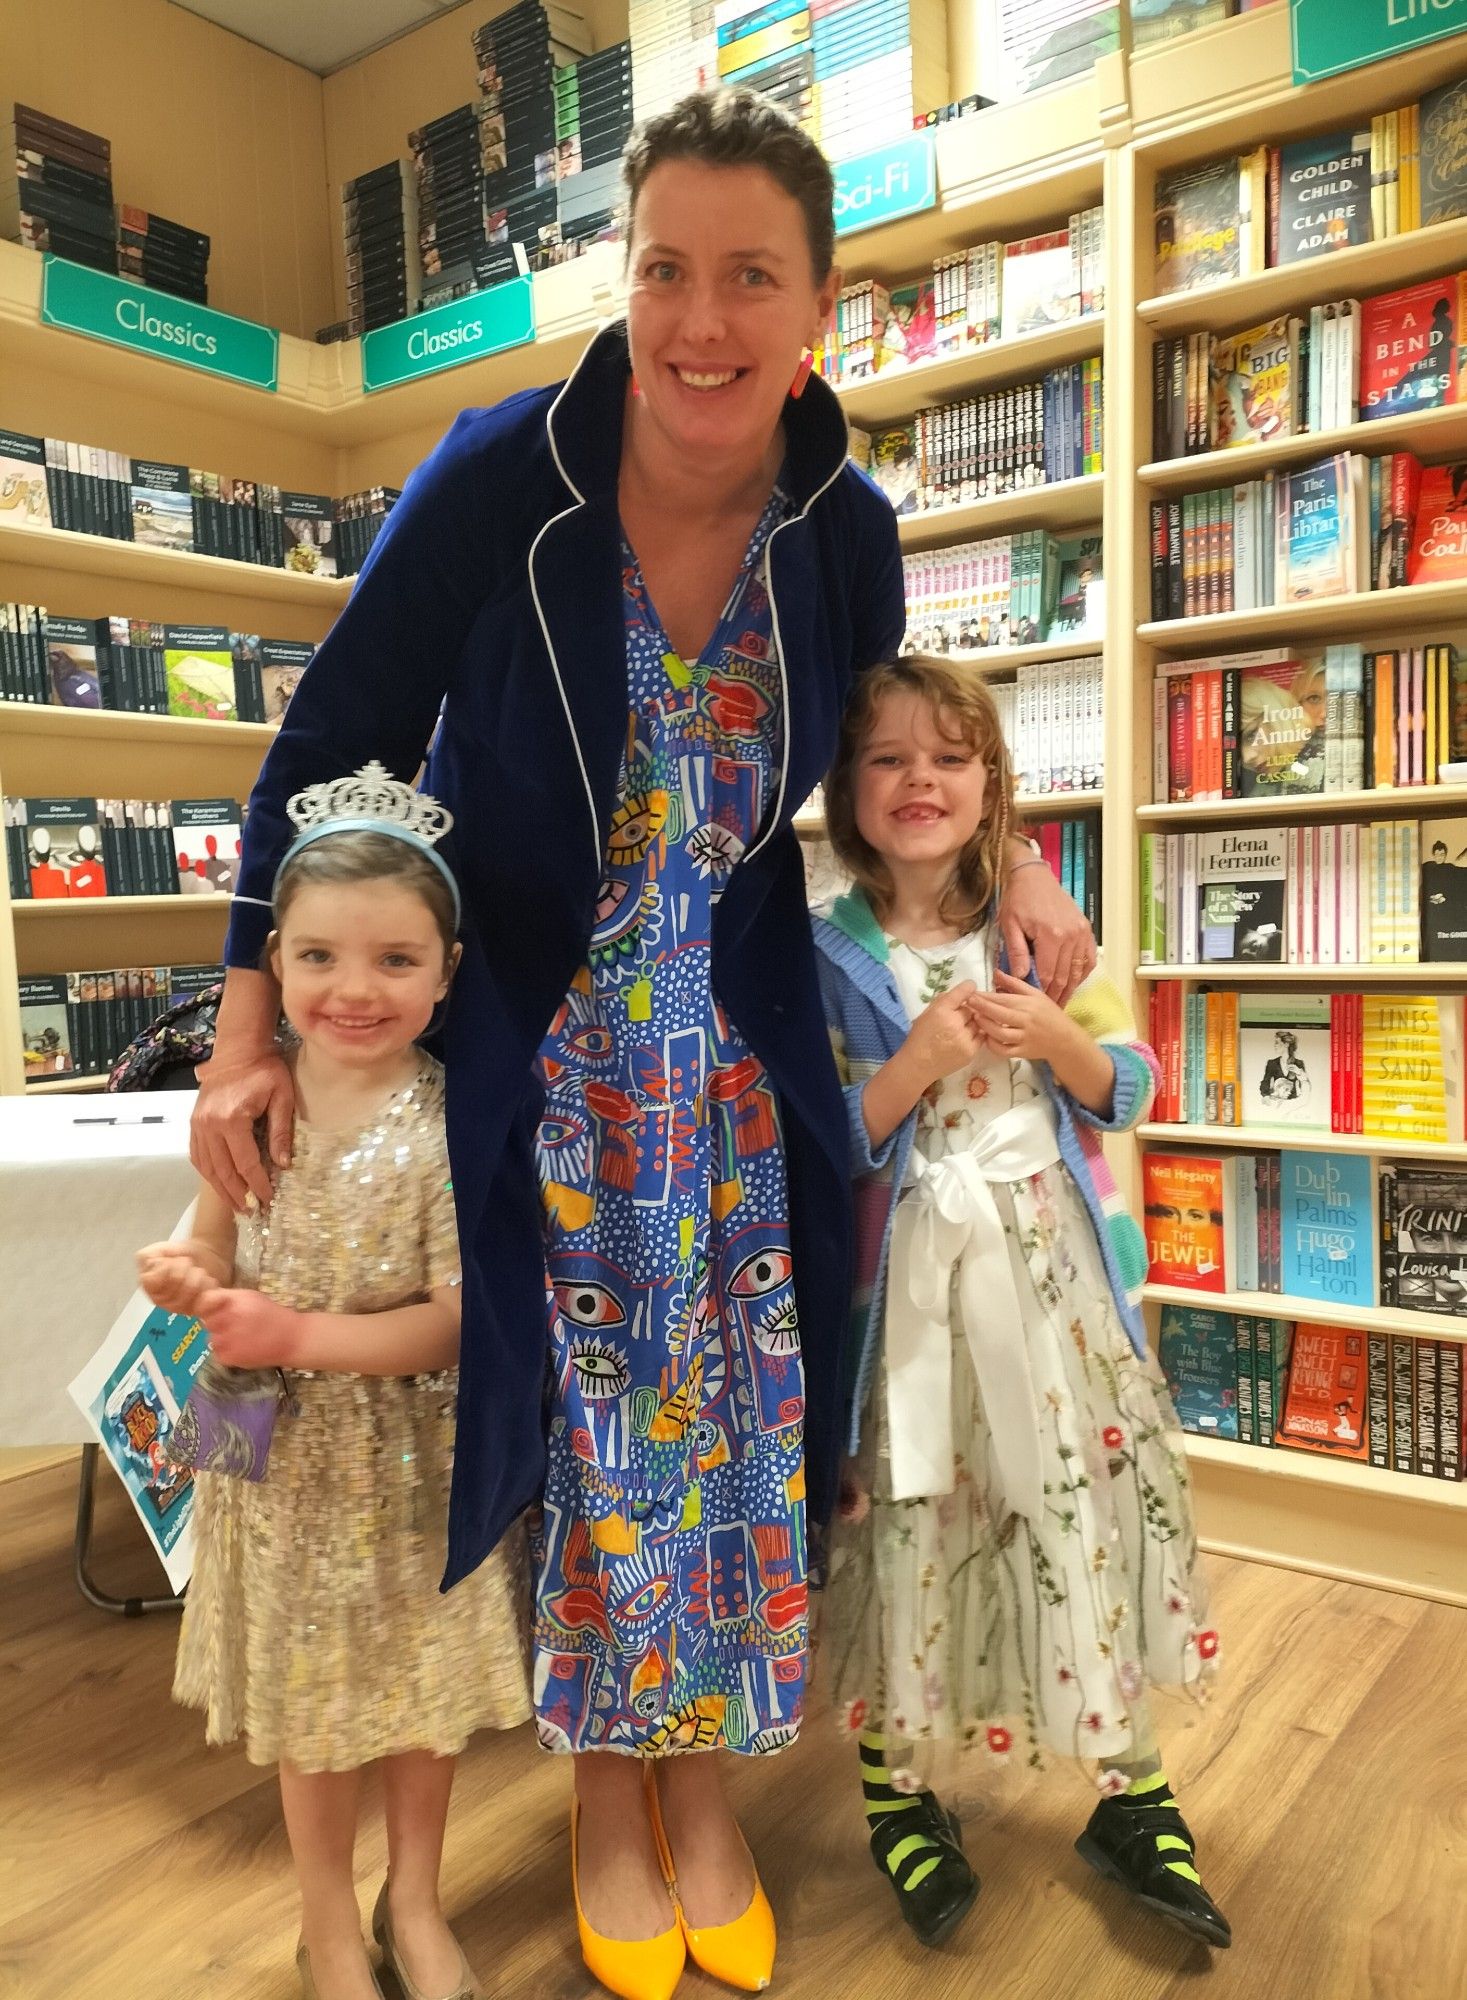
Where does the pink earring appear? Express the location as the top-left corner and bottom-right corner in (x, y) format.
(630, 373), (642, 398)
(789, 347), (814, 399)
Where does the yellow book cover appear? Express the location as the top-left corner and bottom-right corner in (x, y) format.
(1361, 994), (1451, 1140)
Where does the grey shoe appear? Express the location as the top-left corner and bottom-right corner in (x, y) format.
(371, 1881), (484, 2000)
(296, 1940), (387, 1997)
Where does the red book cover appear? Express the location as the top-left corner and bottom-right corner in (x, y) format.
(1330, 993), (1344, 1132)
(1359, 274), (1464, 420)
(1405, 461), (1467, 586)
(1168, 674), (1193, 800)
(1143, 1152), (1228, 1290)
(1278, 1323), (1371, 1459)
(1207, 668), (1224, 800)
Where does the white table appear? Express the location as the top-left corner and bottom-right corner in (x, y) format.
(0, 1091), (198, 1611)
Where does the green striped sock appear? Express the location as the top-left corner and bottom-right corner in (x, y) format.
(1118, 1769), (1201, 1886)
(860, 1731), (944, 1892)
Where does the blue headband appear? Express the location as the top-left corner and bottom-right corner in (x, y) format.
(272, 818), (462, 929)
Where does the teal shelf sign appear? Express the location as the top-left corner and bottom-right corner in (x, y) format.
(834, 135), (937, 239)
(361, 277), (535, 393)
(1292, 0), (1467, 85)
(40, 256), (279, 391)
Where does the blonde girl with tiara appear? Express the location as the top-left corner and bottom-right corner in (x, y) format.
(136, 765), (530, 2000)
(809, 662), (1230, 1954)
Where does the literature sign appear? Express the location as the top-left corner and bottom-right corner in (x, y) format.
(41, 256), (279, 391)
(361, 277), (535, 393)
(1291, 0), (1467, 87)
(834, 135), (937, 239)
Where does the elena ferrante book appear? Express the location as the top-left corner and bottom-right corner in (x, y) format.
(1198, 825), (1287, 961)
(1273, 130), (1372, 266)
(1359, 275), (1464, 420)
(1279, 1147), (1375, 1308)
(1157, 1304), (1239, 1438)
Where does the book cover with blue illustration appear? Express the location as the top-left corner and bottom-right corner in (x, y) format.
(1158, 1304), (1239, 1438)
(1280, 1148), (1375, 1308)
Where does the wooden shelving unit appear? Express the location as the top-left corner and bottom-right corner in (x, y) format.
(1145, 1283), (1467, 1347)
(1139, 1122), (1467, 1164)
(1140, 963), (1467, 983)
(896, 473), (1103, 550)
(1137, 784), (1467, 824)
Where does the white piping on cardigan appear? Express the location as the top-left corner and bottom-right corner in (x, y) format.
(532, 344), (601, 878)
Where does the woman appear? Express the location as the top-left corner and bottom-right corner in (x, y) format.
(194, 88), (1095, 2000)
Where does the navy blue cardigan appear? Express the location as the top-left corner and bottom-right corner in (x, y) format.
(225, 321), (907, 1586)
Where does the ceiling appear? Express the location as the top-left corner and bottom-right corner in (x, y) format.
(168, 0), (475, 76)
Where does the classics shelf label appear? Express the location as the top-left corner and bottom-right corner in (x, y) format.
(40, 256), (280, 391)
(360, 277), (535, 394)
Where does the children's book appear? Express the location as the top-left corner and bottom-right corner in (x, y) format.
(1279, 1148), (1374, 1308)
(1158, 1304), (1239, 1437)
(1276, 1322), (1370, 1458)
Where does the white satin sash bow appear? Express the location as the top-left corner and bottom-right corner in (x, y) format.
(884, 1093), (1060, 1520)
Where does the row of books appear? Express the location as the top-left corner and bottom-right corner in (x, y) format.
(1148, 1148), (1467, 1324)
(816, 216), (1105, 383)
(19, 963), (223, 1083)
(1138, 817), (1467, 965)
(1145, 986), (1465, 1140)
(1153, 643), (1467, 803)
(985, 658), (1104, 797)
(855, 360), (1103, 517)
(1145, 1145), (1380, 1307)
(342, 159), (413, 337)
(1159, 1308), (1464, 1481)
(0, 428), (398, 578)
(1152, 84), (1467, 298)
(900, 531), (1105, 654)
(4, 101), (210, 303)
(1, 605), (310, 726)
(1024, 809), (1100, 938)
(5, 795), (243, 901)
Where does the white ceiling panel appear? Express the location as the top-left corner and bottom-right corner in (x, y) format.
(168, 0), (467, 75)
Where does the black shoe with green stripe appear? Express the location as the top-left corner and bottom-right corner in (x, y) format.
(860, 1738), (978, 1947)
(1075, 1777), (1231, 1950)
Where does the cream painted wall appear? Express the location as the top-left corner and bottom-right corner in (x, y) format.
(0, 0), (335, 338)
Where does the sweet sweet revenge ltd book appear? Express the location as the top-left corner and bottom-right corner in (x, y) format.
(1277, 1323), (1370, 1459)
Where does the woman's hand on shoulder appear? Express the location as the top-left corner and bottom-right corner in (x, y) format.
(998, 852), (1097, 1004)
(190, 1047), (295, 1214)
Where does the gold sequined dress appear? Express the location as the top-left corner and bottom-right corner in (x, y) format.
(173, 1055), (531, 1770)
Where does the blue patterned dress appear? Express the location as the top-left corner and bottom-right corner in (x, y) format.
(530, 486), (808, 1758)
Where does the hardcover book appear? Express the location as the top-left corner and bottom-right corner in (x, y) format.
(1406, 463), (1467, 585)
(1385, 1164), (1467, 1315)
(1420, 819), (1467, 961)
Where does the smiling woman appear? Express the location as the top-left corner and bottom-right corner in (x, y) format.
(187, 83), (1096, 2000)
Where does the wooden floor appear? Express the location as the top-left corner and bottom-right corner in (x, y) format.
(4, 1460), (1465, 2000)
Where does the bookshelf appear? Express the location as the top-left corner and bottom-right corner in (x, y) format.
(3, 9), (1463, 1603)
(1112, 12), (1467, 1609)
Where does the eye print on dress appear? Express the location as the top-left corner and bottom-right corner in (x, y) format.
(553, 1279), (628, 1330)
(728, 1248), (798, 1354)
(605, 791), (668, 865)
(569, 1337), (631, 1400)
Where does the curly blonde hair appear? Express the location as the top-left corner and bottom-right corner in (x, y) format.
(825, 657), (1015, 930)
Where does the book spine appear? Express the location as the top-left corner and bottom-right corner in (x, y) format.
(1389, 1337), (1414, 1476)
(1236, 1314), (1258, 1445)
(1417, 1340), (1440, 1479)
(1439, 1342), (1463, 1480)
(1368, 1331), (1391, 1468)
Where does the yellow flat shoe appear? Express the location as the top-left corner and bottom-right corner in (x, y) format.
(572, 1797), (686, 2000)
(646, 1770), (777, 1994)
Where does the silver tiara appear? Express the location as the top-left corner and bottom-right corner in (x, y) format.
(284, 761), (454, 845)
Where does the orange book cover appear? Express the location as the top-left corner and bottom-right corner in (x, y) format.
(1373, 651), (1396, 786)
(1277, 1321), (1371, 1459)
(1143, 1152), (1227, 1290)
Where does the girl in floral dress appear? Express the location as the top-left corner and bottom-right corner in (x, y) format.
(811, 658), (1231, 1954)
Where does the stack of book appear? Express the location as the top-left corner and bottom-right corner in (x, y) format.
(116, 204), (209, 304)
(474, 2), (585, 266)
(1152, 84), (1467, 298)
(0, 602), (312, 726)
(2, 102), (115, 274)
(976, 0), (1121, 99)
(334, 486), (401, 575)
(552, 40), (633, 257)
(818, 221), (1104, 383)
(1158, 1305), (1464, 1479)
(911, 93), (993, 132)
(1004, 657), (1105, 795)
(863, 362), (1102, 513)
(629, 0), (717, 127)
(341, 162), (413, 335)
(1152, 643), (1467, 804)
(716, 0), (816, 131)
(1137, 815), (1467, 965)
(18, 963), (223, 1084)
(1145, 987), (1466, 1137)
(5, 794), (244, 901)
(808, 0), (949, 163)
(902, 532), (1105, 651)
(410, 103), (501, 299)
